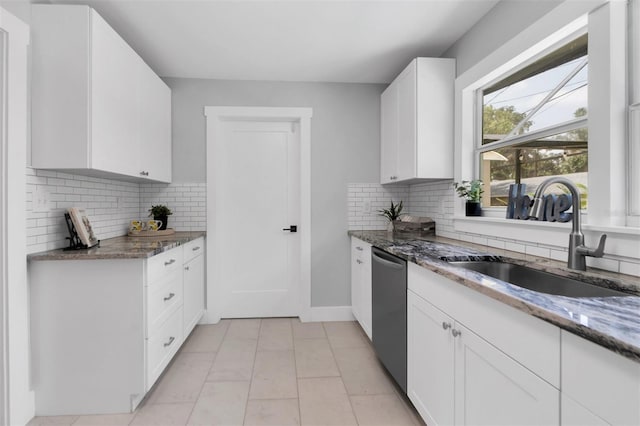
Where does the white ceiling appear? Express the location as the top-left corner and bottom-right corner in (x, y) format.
(49, 0), (500, 84)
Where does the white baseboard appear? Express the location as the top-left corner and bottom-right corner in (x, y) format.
(309, 305), (355, 322)
(198, 307), (355, 324)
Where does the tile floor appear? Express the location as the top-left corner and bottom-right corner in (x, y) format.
(27, 319), (425, 426)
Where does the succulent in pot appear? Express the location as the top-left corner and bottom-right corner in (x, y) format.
(148, 204), (173, 230)
(453, 180), (484, 216)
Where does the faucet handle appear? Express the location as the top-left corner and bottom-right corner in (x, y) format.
(577, 234), (607, 258)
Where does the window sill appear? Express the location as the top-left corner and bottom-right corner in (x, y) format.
(452, 216), (639, 259)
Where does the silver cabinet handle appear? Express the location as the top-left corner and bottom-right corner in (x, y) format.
(139, 171), (149, 176)
(163, 336), (175, 347)
(356, 259), (363, 264)
(184, 266), (190, 271)
(163, 292), (175, 301)
(451, 329), (462, 338)
(356, 246), (363, 251)
(442, 322), (452, 330)
(164, 259), (176, 266)
(192, 246), (201, 251)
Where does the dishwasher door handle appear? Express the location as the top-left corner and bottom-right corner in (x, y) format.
(372, 251), (405, 270)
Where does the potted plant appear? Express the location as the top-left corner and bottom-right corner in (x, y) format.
(453, 180), (484, 216)
(148, 204), (173, 230)
(378, 200), (403, 232)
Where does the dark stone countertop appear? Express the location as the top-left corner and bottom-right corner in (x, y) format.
(28, 231), (206, 261)
(349, 230), (640, 363)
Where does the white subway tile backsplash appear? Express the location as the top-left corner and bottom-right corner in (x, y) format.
(26, 167), (207, 254)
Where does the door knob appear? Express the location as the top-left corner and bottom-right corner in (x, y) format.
(282, 225), (297, 233)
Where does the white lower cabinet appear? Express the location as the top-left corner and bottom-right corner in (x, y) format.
(407, 263), (560, 426)
(183, 238), (205, 337)
(351, 237), (372, 339)
(29, 238), (206, 415)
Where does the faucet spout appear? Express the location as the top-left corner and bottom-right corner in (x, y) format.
(528, 177), (606, 271)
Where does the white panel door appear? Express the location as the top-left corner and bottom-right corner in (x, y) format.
(380, 83), (398, 184)
(407, 290), (455, 426)
(215, 120), (300, 318)
(396, 61), (417, 181)
(454, 323), (559, 426)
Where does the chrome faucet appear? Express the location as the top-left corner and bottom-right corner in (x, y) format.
(529, 177), (606, 271)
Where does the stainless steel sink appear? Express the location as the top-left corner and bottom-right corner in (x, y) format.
(449, 261), (630, 298)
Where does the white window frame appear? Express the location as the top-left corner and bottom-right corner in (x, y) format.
(628, 0), (640, 226)
(453, 1), (639, 260)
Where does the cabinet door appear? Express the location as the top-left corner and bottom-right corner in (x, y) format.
(350, 238), (363, 323)
(139, 62), (172, 182)
(359, 242), (372, 340)
(561, 395), (610, 426)
(407, 290), (455, 426)
(454, 323), (559, 426)
(380, 83), (398, 184)
(90, 10), (140, 177)
(183, 254), (205, 337)
(396, 61), (417, 181)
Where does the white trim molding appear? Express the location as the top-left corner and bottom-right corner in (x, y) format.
(203, 106), (313, 323)
(309, 306), (355, 322)
(0, 6), (33, 425)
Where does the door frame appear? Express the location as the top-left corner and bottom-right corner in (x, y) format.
(204, 106), (313, 323)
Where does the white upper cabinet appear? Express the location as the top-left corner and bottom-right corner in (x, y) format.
(31, 5), (172, 183)
(380, 58), (455, 184)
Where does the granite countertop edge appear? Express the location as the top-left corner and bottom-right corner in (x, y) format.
(28, 231), (206, 261)
(349, 230), (640, 363)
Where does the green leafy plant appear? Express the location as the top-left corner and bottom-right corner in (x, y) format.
(378, 200), (403, 222)
(453, 180), (484, 203)
(148, 204), (173, 217)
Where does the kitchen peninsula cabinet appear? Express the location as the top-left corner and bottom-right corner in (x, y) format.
(29, 234), (204, 415)
(31, 4), (171, 183)
(380, 58), (455, 184)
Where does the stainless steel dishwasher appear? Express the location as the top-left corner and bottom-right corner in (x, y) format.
(371, 247), (407, 393)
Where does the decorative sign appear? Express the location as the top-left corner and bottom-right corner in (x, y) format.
(505, 184), (573, 223)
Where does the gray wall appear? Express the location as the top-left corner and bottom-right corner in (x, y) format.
(165, 78), (384, 307)
(443, 0), (563, 76)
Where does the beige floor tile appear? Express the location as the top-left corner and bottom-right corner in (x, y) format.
(207, 338), (257, 381)
(298, 377), (357, 426)
(71, 413), (135, 426)
(257, 318), (293, 351)
(187, 381), (249, 426)
(27, 416), (79, 426)
(244, 399), (300, 426)
(249, 350), (297, 400)
(146, 352), (215, 404)
(350, 394), (417, 426)
(333, 346), (396, 395)
(323, 321), (370, 349)
(291, 319), (326, 340)
(225, 319), (261, 339)
(181, 321), (229, 353)
(293, 338), (340, 378)
(129, 402), (194, 426)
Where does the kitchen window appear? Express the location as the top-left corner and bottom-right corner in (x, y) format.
(477, 35), (588, 208)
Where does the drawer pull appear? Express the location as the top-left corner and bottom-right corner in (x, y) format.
(184, 266), (190, 271)
(192, 246), (201, 251)
(356, 246), (363, 251)
(451, 329), (462, 338)
(442, 322), (452, 330)
(163, 292), (175, 302)
(163, 336), (175, 347)
(356, 259), (363, 264)
(164, 259), (176, 266)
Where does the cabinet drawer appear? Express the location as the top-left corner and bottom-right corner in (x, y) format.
(183, 237), (204, 264)
(147, 248), (183, 284)
(147, 270), (183, 337)
(146, 307), (183, 390)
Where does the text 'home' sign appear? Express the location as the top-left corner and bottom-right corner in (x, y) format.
(506, 184), (573, 223)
